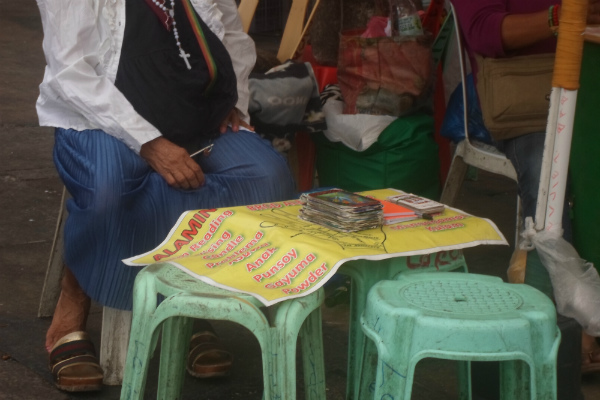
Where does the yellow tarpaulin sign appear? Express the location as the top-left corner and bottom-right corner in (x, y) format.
(124, 189), (507, 305)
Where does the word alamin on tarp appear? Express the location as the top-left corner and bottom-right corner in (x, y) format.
(124, 189), (507, 306)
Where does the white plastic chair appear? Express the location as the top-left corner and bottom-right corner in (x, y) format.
(440, 5), (523, 251)
(440, 4), (518, 207)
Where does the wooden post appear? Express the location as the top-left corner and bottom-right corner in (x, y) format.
(38, 187), (68, 318)
(100, 307), (133, 385)
(238, 0), (260, 33)
(277, 0), (310, 62)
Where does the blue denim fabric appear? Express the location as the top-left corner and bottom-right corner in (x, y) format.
(499, 131), (572, 239)
(54, 128), (296, 309)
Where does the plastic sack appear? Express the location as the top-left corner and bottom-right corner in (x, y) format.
(313, 111), (440, 200)
(248, 60), (326, 137)
(337, 31), (434, 117)
(529, 229), (600, 336)
(440, 73), (493, 144)
(320, 84), (396, 151)
(361, 16), (389, 38)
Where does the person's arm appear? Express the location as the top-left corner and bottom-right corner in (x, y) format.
(36, 0), (161, 154)
(500, 0), (600, 51)
(213, 0), (256, 124)
(38, 0), (205, 189)
(191, 0), (256, 131)
(452, 0), (510, 57)
(501, 10), (555, 51)
(456, 0), (600, 56)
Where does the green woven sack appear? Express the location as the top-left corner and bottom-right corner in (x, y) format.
(313, 112), (440, 199)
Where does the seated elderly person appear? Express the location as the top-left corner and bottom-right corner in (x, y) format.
(36, 0), (295, 391)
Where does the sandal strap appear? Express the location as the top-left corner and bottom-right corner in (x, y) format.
(583, 350), (600, 361)
(189, 330), (218, 350)
(50, 339), (97, 365)
(51, 354), (102, 377)
(187, 341), (231, 370)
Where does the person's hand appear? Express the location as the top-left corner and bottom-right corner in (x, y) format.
(140, 137), (205, 189)
(589, 0), (600, 25)
(219, 108), (254, 134)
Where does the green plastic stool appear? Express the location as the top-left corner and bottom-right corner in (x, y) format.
(337, 250), (468, 399)
(361, 272), (560, 400)
(120, 263), (326, 400)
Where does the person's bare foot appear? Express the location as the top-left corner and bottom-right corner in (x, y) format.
(45, 268), (91, 353)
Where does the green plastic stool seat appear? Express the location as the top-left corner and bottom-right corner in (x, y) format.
(120, 263), (326, 400)
(361, 272), (560, 400)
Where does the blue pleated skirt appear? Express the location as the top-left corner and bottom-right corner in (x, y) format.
(54, 128), (296, 310)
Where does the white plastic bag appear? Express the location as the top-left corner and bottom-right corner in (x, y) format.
(322, 99), (396, 151)
(529, 229), (600, 336)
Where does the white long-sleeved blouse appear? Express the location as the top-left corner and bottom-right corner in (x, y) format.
(35, 0), (256, 153)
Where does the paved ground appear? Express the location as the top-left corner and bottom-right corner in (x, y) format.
(1, 1), (600, 399)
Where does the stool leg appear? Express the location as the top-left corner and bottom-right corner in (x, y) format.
(157, 316), (194, 400)
(269, 328), (297, 400)
(347, 274), (368, 400)
(532, 360), (558, 400)
(121, 273), (159, 400)
(270, 290), (325, 400)
(299, 308), (326, 400)
(356, 339), (377, 399)
(499, 360), (530, 400)
(372, 356), (412, 400)
(341, 260), (408, 400)
(362, 311), (414, 400)
(456, 361), (472, 400)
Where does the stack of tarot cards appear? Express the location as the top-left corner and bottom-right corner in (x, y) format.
(299, 189), (383, 232)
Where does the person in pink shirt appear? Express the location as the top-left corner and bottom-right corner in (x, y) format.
(452, 0), (600, 380)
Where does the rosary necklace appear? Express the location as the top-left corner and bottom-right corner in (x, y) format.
(145, 0), (218, 93)
(150, 0), (192, 69)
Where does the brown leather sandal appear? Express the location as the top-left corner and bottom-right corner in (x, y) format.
(186, 331), (233, 378)
(49, 331), (103, 392)
(582, 349), (600, 375)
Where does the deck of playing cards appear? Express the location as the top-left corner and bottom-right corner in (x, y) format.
(299, 189), (383, 232)
(386, 192), (445, 216)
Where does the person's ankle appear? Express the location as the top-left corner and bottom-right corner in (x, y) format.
(46, 328), (83, 353)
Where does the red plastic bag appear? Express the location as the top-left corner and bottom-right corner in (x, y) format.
(337, 32), (433, 116)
